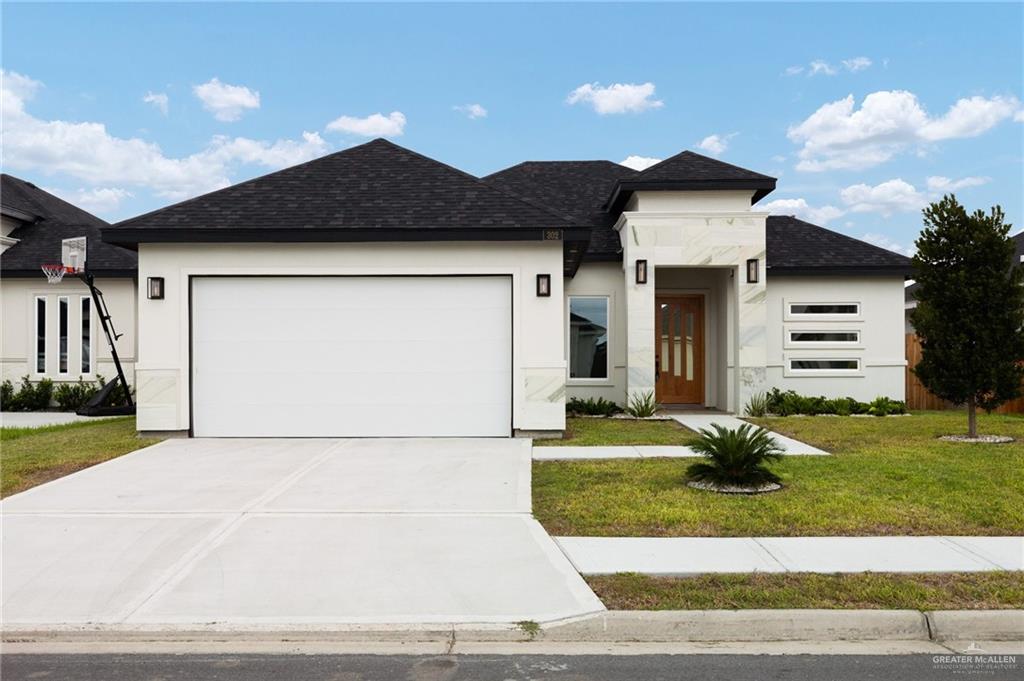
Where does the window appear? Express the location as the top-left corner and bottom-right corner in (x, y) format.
(58, 296), (69, 374)
(35, 297), (46, 374)
(789, 303), (859, 315)
(789, 331), (860, 344)
(790, 359), (860, 372)
(81, 297), (91, 374)
(569, 297), (609, 379)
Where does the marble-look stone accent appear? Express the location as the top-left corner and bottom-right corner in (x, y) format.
(135, 369), (180, 431)
(619, 213), (768, 413)
(523, 367), (567, 431)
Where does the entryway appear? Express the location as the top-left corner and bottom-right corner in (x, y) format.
(655, 294), (705, 405)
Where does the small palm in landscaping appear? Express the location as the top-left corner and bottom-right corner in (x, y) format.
(685, 423), (784, 489)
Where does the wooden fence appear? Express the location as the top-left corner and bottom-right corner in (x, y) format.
(905, 334), (1024, 413)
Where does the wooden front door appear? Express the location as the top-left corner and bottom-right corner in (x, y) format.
(655, 295), (705, 404)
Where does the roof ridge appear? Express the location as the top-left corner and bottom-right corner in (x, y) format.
(113, 139), (383, 228)
(372, 140), (580, 226)
(636, 149), (774, 181)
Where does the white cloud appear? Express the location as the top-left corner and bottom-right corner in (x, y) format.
(809, 60), (838, 76)
(839, 179), (926, 216)
(193, 77), (260, 122)
(788, 91), (1021, 171)
(696, 133), (737, 156)
(48, 187), (133, 214)
(1016, 110), (1024, 122)
(841, 57), (872, 73)
(326, 111), (406, 137)
(861, 232), (915, 256)
(926, 175), (991, 192)
(762, 197), (844, 225)
(619, 155), (661, 171)
(454, 103), (487, 120)
(771, 154), (787, 163)
(1, 70), (328, 201)
(566, 82), (663, 115)
(143, 91), (169, 116)
(784, 65), (804, 76)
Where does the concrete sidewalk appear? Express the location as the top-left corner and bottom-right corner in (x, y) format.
(0, 412), (114, 428)
(556, 536), (1024, 575)
(670, 413), (829, 455)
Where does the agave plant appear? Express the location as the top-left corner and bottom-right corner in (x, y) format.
(685, 423), (784, 487)
(625, 390), (658, 418)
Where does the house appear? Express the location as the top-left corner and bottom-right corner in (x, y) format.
(905, 231), (1024, 332)
(103, 139), (911, 438)
(1, 175), (138, 387)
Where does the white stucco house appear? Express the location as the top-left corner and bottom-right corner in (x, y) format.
(102, 139), (911, 438)
(1, 175), (137, 387)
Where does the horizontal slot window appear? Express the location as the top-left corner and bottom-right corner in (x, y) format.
(790, 359), (860, 371)
(789, 303), (859, 315)
(789, 331), (860, 344)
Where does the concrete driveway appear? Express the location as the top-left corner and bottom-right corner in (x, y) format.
(2, 438), (603, 628)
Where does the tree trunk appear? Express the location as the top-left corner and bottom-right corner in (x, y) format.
(968, 395), (978, 438)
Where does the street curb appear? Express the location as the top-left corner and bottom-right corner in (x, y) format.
(927, 610), (1024, 642)
(6, 610), (1020, 644)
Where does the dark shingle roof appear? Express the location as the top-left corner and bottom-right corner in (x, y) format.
(106, 139), (581, 245)
(606, 150), (777, 210)
(1, 174), (136, 277)
(484, 161), (637, 259)
(765, 215), (912, 275)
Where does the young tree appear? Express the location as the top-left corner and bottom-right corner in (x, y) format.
(910, 195), (1024, 437)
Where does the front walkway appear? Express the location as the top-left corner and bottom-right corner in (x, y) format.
(670, 413), (829, 455)
(2, 438), (604, 627)
(556, 536), (1024, 575)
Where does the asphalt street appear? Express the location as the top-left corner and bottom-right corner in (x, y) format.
(3, 653), (1019, 681)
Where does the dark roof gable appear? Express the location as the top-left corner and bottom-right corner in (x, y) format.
(1, 174), (136, 277)
(106, 139), (583, 246)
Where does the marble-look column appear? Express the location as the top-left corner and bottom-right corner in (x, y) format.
(625, 256), (656, 404)
(736, 257), (768, 414)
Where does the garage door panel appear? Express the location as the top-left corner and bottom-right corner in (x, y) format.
(192, 277), (512, 437)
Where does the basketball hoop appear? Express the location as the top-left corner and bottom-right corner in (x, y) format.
(40, 236), (87, 284)
(41, 264), (71, 284)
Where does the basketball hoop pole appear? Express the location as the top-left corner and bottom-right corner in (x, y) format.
(75, 264), (135, 411)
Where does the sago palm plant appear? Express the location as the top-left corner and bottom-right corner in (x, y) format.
(685, 423), (784, 488)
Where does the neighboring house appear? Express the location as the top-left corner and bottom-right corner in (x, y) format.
(1, 174), (138, 386)
(905, 231), (1024, 332)
(103, 139), (910, 438)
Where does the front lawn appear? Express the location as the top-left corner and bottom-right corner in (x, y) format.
(537, 417), (697, 446)
(1, 417), (162, 497)
(589, 572), (1024, 610)
(533, 411), (1024, 536)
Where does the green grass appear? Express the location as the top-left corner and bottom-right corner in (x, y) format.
(1, 417), (162, 497)
(533, 411), (1024, 536)
(588, 572), (1024, 610)
(537, 417), (698, 446)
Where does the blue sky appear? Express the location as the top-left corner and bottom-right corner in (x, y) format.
(3, 2), (1022, 254)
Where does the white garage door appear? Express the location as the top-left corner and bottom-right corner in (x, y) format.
(191, 276), (512, 437)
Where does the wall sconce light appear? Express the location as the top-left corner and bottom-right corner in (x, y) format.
(635, 259), (648, 285)
(746, 258), (759, 284)
(147, 277), (165, 300)
(536, 273), (551, 297)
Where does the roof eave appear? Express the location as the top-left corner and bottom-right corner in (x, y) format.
(606, 178), (777, 213)
(767, 265), (913, 278)
(102, 226), (592, 247)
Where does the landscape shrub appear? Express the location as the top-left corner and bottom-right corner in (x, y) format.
(625, 390), (658, 418)
(764, 388), (906, 417)
(566, 396), (622, 417)
(3, 375), (55, 411)
(685, 423), (783, 488)
(54, 378), (103, 411)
